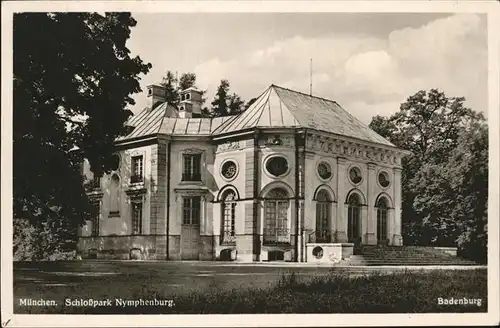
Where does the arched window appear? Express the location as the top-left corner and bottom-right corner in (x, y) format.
(347, 193), (361, 243)
(315, 190), (331, 242)
(263, 188), (289, 244)
(109, 174), (120, 215)
(221, 190), (236, 245)
(376, 197), (389, 243)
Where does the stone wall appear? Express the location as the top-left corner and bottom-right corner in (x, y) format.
(77, 235), (159, 260)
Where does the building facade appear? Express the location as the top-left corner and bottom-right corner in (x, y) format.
(78, 84), (409, 262)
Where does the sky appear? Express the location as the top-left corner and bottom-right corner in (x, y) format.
(126, 13), (487, 124)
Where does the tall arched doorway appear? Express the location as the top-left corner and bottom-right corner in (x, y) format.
(376, 197), (389, 244)
(263, 188), (290, 244)
(315, 189), (331, 243)
(347, 193), (361, 243)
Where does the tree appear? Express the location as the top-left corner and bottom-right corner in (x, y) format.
(178, 72), (197, 90)
(13, 12), (151, 260)
(160, 70), (179, 108)
(209, 79), (246, 117)
(210, 79), (230, 117)
(228, 93), (245, 115)
(369, 89), (488, 262)
(244, 97), (258, 111)
(159, 71), (207, 112)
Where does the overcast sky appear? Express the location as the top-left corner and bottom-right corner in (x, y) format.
(126, 13), (487, 123)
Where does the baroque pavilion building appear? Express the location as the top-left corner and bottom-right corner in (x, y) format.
(78, 84), (410, 262)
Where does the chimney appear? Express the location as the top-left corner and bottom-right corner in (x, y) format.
(178, 87), (203, 118)
(146, 84), (166, 110)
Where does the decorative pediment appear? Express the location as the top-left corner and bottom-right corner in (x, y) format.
(174, 188), (210, 196)
(174, 188), (211, 202)
(183, 147), (204, 155)
(125, 187), (147, 199)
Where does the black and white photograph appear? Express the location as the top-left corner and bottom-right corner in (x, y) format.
(1, 1), (499, 327)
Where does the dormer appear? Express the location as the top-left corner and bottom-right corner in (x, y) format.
(179, 87), (203, 118)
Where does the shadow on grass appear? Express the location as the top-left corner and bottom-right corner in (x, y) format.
(19, 269), (487, 314)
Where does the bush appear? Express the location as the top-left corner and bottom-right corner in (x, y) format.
(13, 217), (77, 261)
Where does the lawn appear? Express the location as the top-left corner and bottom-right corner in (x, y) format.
(17, 267), (487, 314)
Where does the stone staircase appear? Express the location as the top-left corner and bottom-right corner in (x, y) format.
(343, 245), (478, 266)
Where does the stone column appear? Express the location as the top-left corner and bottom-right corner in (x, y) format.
(336, 157), (348, 242)
(387, 208), (393, 242)
(365, 162), (377, 245)
(393, 167), (403, 246)
(303, 152), (316, 240)
(331, 202), (338, 242)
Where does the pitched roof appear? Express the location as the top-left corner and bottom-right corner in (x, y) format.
(115, 103), (230, 142)
(158, 117), (233, 135)
(116, 84), (394, 148)
(116, 103), (168, 141)
(213, 85), (395, 147)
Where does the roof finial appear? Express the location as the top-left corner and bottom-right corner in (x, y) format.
(309, 58), (313, 96)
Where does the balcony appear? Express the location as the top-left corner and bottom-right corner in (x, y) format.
(220, 231), (236, 245)
(263, 228), (290, 245)
(181, 173), (201, 182)
(130, 175), (143, 184)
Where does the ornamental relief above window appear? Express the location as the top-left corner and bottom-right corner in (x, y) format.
(261, 135), (294, 148)
(216, 141), (243, 153)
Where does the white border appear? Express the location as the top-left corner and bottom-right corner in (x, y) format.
(2, 1), (499, 327)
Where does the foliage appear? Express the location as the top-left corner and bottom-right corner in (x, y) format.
(369, 89), (488, 262)
(158, 73), (250, 117)
(160, 71), (179, 108)
(228, 93), (245, 115)
(178, 72), (197, 91)
(14, 217), (78, 261)
(21, 269), (487, 314)
(210, 79), (230, 117)
(210, 79), (245, 117)
(13, 12), (151, 260)
(159, 71), (207, 114)
(244, 97), (258, 111)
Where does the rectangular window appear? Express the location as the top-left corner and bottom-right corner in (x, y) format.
(264, 201), (289, 244)
(132, 202), (143, 235)
(182, 154), (201, 181)
(131, 155), (143, 183)
(92, 202), (100, 236)
(377, 208), (388, 241)
(182, 196), (201, 225)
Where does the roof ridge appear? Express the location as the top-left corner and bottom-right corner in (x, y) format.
(271, 84), (341, 106)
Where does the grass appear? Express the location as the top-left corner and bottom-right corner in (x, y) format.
(21, 269), (487, 314)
